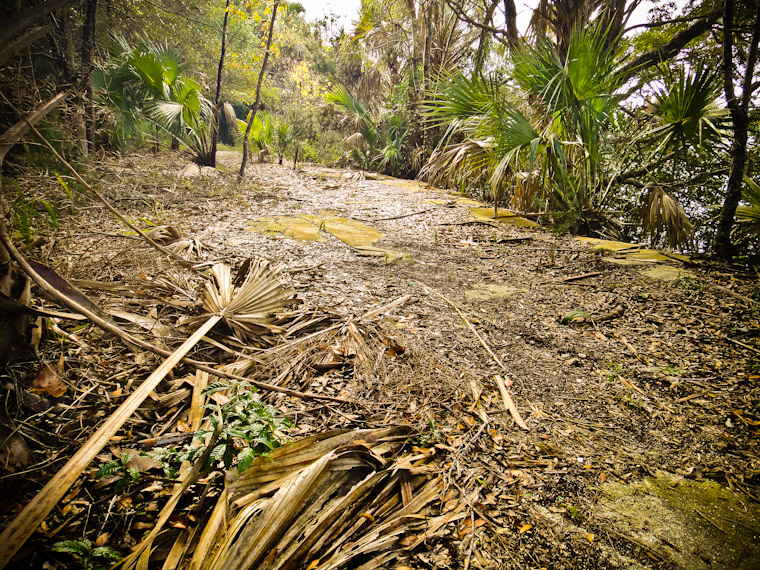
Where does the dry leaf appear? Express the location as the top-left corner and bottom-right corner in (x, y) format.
(518, 524), (532, 534)
(30, 364), (66, 398)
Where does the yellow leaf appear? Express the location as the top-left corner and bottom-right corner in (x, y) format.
(518, 523), (532, 534)
(587, 533), (594, 542)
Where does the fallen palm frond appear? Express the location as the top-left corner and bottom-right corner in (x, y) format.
(124, 427), (458, 570)
(244, 298), (410, 396)
(0, 259), (298, 568)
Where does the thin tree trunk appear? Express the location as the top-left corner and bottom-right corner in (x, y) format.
(714, 0), (760, 258)
(475, 0), (498, 76)
(210, 0), (231, 168)
(80, 0), (97, 152)
(56, 4), (88, 155)
(239, 0), (279, 179)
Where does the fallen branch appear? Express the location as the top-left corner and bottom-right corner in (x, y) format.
(0, 220), (351, 405)
(367, 208), (433, 222)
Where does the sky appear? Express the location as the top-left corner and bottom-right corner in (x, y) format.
(296, 0), (671, 33)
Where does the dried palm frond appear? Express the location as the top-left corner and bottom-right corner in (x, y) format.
(640, 185), (694, 250)
(223, 102), (238, 141)
(420, 139), (492, 190)
(169, 427), (458, 570)
(203, 260), (299, 341)
(511, 170), (540, 212)
(0, 261), (297, 564)
(145, 225), (183, 243)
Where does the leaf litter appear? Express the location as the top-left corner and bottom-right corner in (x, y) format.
(0, 150), (758, 569)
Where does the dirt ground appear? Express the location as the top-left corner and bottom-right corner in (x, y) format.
(2, 150), (759, 569)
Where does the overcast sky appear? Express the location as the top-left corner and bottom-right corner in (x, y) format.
(296, 0), (672, 34)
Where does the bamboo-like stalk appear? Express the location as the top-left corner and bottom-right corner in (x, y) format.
(0, 315), (222, 568)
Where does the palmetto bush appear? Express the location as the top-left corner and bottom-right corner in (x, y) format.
(422, 25), (727, 248)
(422, 24), (628, 233)
(96, 35), (215, 165)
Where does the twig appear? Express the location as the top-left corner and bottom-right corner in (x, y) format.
(560, 271), (603, 283)
(359, 294), (413, 321)
(711, 283), (758, 306)
(727, 337), (760, 356)
(494, 375), (529, 430)
(368, 208), (433, 222)
(420, 284), (505, 370)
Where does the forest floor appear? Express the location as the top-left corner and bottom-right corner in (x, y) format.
(2, 150), (760, 570)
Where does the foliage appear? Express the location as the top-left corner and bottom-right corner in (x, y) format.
(8, 187), (61, 248)
(94, 451), (141, 493)
(423, 24), (628, 234)
(50, 539), (121, 570)
(96, 35), (215, 164)
(201, 381), (291, 473)
(644, 64), (727, 164)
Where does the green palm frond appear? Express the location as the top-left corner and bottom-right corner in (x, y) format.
(736, 177), (760, 223)
(646, 64), (728, 158)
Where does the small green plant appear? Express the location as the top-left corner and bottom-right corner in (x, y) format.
(10, 191), (61, 246)
(95, 452), (140, 493)
(10, 193), (36, 246)
(560, 310), (592, 325)
(416, 420), (442, 446)
(614, 394), (646, 410)
(556, 496), (580, 519)
(202, 381), (291, 473)
(432, 229), (438, 247)
(50, 539), (121, 570)
(606, 363), (623, 382)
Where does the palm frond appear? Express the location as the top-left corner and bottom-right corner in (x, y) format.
(641, 185), (694, 250)
(203, 260), (298, 340)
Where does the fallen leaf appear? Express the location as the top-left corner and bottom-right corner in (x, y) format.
(30, 364), (66, 398)
(518, 524), (532, 534)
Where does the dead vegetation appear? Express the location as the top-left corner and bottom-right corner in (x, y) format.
(0, 150), (759, 570)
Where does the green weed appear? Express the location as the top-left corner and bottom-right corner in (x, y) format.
(50, 539), (121, 570)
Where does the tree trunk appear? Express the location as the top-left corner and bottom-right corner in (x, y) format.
(80, 0), (98, 153)
(239, 0), (279, 179)
(56, 4), (88, 155)
(714, 0), (760, 258)
(210, 0), (231, 168)
(475, 0), (499, 76)
(502, 0), (519, 47)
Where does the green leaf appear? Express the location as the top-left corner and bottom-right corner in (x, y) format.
(237, 447), (256, 473)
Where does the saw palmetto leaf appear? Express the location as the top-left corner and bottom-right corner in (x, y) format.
(203, 260), (298, 339)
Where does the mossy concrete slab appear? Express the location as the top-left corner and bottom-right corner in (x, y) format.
(470, 207), (540, 228)
(598, 471), (760, 570)
(642, 265), (695, 281)
(249, 213), (385, 248)
(246, 217), (325, 243)
(425, 197), (484, 207)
